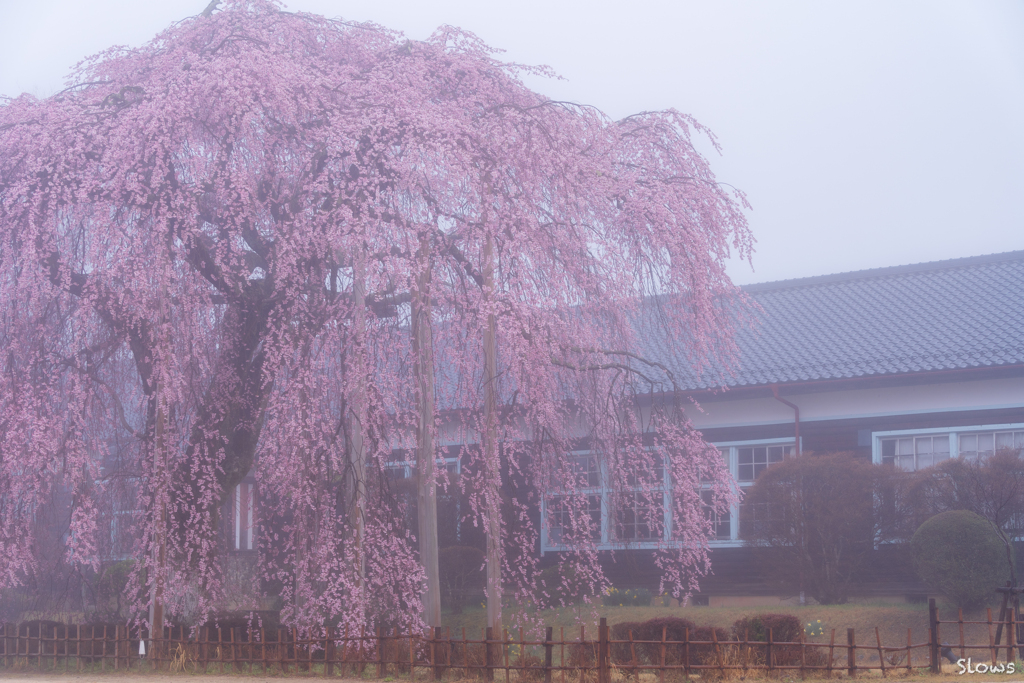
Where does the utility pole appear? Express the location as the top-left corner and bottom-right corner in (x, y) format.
(412, 233), (442, 627)
(482, 233), (502, 636)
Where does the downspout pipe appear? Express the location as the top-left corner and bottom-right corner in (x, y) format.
(770, 384), (801, 456)
(771, 384), (805, 605)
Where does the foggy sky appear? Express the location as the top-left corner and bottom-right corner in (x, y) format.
(1, 0), (1021, 285)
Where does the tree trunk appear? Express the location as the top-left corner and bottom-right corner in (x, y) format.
(482, 234), (502, 633)
(346, 256), (368, 594)
(149, 399), (166, 657)
(413, 234), (442, 627)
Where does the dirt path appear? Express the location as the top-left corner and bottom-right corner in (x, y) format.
(0, 676), (364, 683)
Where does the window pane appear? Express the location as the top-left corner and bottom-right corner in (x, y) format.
(701, 490), (731, 541)
(570, 455), (600, 488)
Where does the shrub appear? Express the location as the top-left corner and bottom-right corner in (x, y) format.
(610, 621), (644, 664)
(613, 617), (695, 665)
(732, 613), (812, 667)
(911, 510), (1010, 610)
(731, 614), (801, 643)
(740, 453), (877, 604)
(602, 587), (652, 607)
(612, 617), (728, 667)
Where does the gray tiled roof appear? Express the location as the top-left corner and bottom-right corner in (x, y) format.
(668, 250), (1024, 390)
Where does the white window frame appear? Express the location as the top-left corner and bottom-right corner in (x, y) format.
(385, 456), (461, 479)
(871, 423), (1024, 470)
(233, 479), (257, 551)
(540, 439), (797, 553)
(707, 437), (798, 548)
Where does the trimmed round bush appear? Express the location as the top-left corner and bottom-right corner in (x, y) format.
(911, 510), (1010, 610)
(732, 613), (801, 643)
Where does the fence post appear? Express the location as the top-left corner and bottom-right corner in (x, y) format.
(485, 627), (494, 682)
(325, 626), (334, 678)
(1009, 607), (1017, 665)
(684, 627), (690, 678)
(659, 626), (666, 683)
(598, 618), (609, 683)
(875, 627), (886, 678)
(929, 598), (940, 673)
(712, 626), (723, 678)
(847, 628), (856, 677)
(376, 628), (385, 679)
(544, 626), (553, 683)
(827, 629), (835, 677)
(433, 626), (442, 682)
(767, 628), (774, 672)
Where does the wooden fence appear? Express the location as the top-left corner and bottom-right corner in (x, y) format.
(1, 602), (1020, 679)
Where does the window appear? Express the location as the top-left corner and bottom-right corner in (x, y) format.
(386, 456), (461, 479)
(614, 490), (661, 541)
(880, 435), (949, 471)
(873, 424), (1024, 471)
(569, 454), (601, 488)
(539, 440), (794, 552)
(713, 439), (795, 544)
(737, 445), (791, 481)
(701, 490), (731, 541)
(546, 495), (602, 544)
(233, 480), (256, 551)
(960, 431), (1024, 461)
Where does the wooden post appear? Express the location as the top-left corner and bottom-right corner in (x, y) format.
(503, 628), (511, 683)
(598, 618), (609, 683)
(742, 628), (749, 675)
(1009, 607), (1017, 665)
(485, 627), (494, 682)
(875, 627), (886, 678)
(906, 628), (913, 674)
(712, 625), (723, 678)
(800, 630), (806, 680)
(996, 582), (1011, 646)
(377, 627), (385, 679)
(847, 628), (856, 678)
(827, 629), (835, 677)
(659, 626), (666, 683)
(959, 608), (966, 660)
(929, 598), (940, 673)
(519, 628), (525, 677)
(767, 627), (774, 672)
(433, 626), (442, 681)
(684, 627), (690, 677)
(278, 628), (285, 674)
(326, 626), (334, 678)
(544, 626), (553, 683)
(989, 609), (997, 666)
